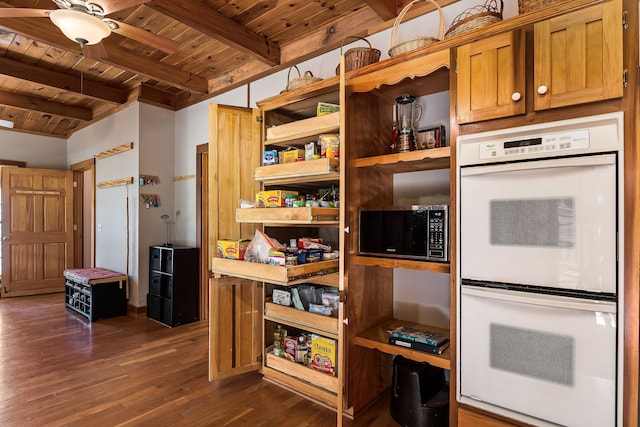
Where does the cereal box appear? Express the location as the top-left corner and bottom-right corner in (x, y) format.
(282, 149), (305, 163)
(256, 190), (299, 207)
(217, 239), (250, 260)
(311, 335), (336, 376)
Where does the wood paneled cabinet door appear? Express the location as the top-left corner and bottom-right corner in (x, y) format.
(533, 0), (623, 111)
(456, 29), (525, 124)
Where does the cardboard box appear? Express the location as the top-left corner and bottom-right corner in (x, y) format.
(217, 239), (250, 260)
(317, 102), (340, 116)
(282, 149), (305, 163)
(256, 190), (299, 207)
(263, 150), (278, 165)
(311, 335), (337, 376)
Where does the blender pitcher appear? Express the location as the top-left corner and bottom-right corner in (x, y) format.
(393, 94), (422, 152)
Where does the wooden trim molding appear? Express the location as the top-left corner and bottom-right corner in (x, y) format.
(0, 159), (26, 167)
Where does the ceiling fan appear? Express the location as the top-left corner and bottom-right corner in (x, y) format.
(0, 0), (178, 57)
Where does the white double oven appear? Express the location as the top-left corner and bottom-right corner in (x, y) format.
(456, 112), (624, 427)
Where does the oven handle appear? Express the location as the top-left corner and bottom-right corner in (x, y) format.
(460, 153), (616, 177)
(461, 285), (616, 313)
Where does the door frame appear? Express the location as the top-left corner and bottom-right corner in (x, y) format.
(70, 158), (96, 268)
(196, 143), (209, 321)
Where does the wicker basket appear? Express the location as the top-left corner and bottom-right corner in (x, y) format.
(518, 0), (560, 14)
(444, 0), (503, 39)
(389, 0), (445, 58)
(336, 36), (381, 75)
(284, 65), (322, 92)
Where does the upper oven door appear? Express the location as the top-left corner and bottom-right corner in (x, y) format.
(460, 153), (617, 294)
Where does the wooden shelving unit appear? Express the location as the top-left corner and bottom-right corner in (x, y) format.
(211, 257), (338, 286)
(353, 319), (451, 370)
(236, 207), (339, 225)
(354, 255), (450, 274)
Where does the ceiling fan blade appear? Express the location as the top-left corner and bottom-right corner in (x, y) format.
(0, 9), (51, 18)
(82, 41), (108, 59)
(107, 19), (178, 54)
(98, 0), (151, 14)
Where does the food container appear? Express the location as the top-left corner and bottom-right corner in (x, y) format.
(217, 239), (250, 260)
(256, 190), (299, 207)
(282, 148), (305, 163)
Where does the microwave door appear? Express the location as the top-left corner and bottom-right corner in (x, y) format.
(459, 285), (617, 427)
(459, 154), (617, 294)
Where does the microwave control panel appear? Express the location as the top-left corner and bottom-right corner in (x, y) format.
(427, 206), (449, 262)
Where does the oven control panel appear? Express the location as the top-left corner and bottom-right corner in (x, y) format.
(478, 130), (589, 160)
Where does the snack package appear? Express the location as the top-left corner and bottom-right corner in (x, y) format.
(245, 229), (283, 264)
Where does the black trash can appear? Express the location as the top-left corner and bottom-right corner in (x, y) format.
(390, 355), (449, 427)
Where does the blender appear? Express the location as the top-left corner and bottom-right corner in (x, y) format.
(392, 94), (422, 153)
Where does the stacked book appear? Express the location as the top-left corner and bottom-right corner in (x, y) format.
(387, 326), (450, 355)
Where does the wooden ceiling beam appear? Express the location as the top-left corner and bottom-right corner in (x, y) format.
(146, 0), (280, 66)
(137, 84), (181, 109)
(0, 16), (208, 94)
(0, 56), (128, 104)
(363, 0), (398, 21)
(0, 90), (93, 121)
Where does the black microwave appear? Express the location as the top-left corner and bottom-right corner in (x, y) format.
(359, 205), (449, 262)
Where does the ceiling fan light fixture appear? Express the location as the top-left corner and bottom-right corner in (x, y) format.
(49, 9), (110, 46)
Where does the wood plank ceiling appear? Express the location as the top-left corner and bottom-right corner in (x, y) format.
(0, 0), (455, 139)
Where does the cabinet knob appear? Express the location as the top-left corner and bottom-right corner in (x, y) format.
(1, 236), (8, 241)
(344, 226), (350, 234)
(537, 85), (548, 95)
(511, 92), (522, 102)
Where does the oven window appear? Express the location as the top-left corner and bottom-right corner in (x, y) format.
(490, 323), (575, 386)
(490, 198), (575, 247)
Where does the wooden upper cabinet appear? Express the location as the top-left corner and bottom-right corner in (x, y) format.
(533, 0), (623, 110)
(456, 30), (526, 124)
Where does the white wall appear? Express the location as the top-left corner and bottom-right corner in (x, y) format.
(67, 104), (140, 301)
(0, 130), (67, 169)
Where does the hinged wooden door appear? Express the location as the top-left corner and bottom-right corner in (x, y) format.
(456, 29), (526, 124)
(1, 167), (73, 297)
(207, 104), (262, 381)
(534, 0), (623, 110)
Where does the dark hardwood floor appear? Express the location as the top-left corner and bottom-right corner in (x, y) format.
(0, 293), (394, 427)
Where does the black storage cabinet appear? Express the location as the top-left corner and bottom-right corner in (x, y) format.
(147, 245), (199, 327)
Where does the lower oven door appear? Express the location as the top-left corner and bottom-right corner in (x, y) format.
(459, 285), (617, 427)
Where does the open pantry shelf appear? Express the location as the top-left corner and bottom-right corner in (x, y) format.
(263, 364), (339, 409)
(236, 207), (339, 225)
(255, 158), (339, 183)
(265, 302), (339, 338)
(353, 319), (451, 370)
(212, 257), (338, 286)
(265, 351), (339, 394)
(353, 146), (451, 173)
(265, 112), (340, 147)
(354, 255), (450, 274)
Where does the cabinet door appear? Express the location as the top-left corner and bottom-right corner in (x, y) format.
(208, 277), (262, 381)
(208, 104), (261, 381)
(456, 30), (525, 124)
(534, 0), (623, 110)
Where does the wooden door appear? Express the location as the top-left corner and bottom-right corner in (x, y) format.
(1, 167), (73, 297)
(209, 277), (262, 381)
(534, 0), (623, 111)
(208, 104), (262, 381)
(456, 29), (525, 124)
